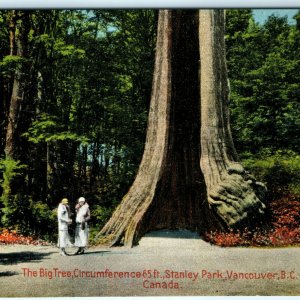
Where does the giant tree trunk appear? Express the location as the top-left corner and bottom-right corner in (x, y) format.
(99, 9), (266, 247)
(199, 10), (266, 227)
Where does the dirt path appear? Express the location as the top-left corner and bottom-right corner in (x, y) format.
(1, 230), (299, 296)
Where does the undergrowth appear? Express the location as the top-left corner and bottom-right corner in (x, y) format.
(2, 194), (300, 248)
(0, 228), (51, 245)
(204, 194), (300, 247)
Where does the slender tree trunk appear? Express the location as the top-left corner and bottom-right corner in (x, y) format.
(99, 9), (266, 247)
(0, 13), (14, 156)
(5, 11), (31, 159)
(8, 11), (16, 56)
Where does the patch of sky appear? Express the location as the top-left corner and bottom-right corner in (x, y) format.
(82, 9), (299, 35)
(252, 9), (298, 24)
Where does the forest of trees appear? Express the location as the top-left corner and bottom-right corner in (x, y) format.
(0, 9), (299, 242)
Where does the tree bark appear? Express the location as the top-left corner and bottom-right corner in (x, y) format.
(99, 9), (266, 247)
(5, 11), (31, 159)
(199, 10), (266, 227)
(99, 10), (221, 247)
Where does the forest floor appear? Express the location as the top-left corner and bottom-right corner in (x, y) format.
(0, 229), (299, 297)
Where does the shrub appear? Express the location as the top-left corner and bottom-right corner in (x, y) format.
(1, 194), (32, 234)
(30, 200), (57, 241)
(269, 227), (300, 246)
(0, 158), (27, 229)
(92, 205), (113, 229)
(242, 149), (300, 197)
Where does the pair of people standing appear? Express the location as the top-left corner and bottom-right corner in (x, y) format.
(57, 196), (90, 256)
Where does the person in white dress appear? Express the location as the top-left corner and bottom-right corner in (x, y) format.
(74, 197), (90, 254)
(57, 198), (72, 256)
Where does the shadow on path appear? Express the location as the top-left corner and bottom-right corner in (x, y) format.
(83, 250), (111, 255)
(0, 271), (18, 277)
(144, 229), (202, 239)
(0, 251), (54, 265)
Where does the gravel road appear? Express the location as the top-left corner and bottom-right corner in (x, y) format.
(1, 229), (299, 296)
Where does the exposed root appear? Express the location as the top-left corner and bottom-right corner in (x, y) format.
(208, 167), (266, 228)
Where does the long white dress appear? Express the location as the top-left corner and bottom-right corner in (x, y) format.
(57, 203), (72, 248)
(74, 203), (90, 247)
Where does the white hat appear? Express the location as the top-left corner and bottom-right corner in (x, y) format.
(78, 197), (85, 202)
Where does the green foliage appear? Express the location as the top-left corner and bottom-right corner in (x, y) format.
(0, 55), (26, 75)
(242, 150), (300, 196)
(0, 158), (27, 200)
(30, 200), (57, 240)
(227, 10), (300, 154)
(91, 205), (113, 229)
(0, 194), (31, 233)
(0, 158), (28, 230)
(53, 39), (86, 58)
(24, 114), (89, 144)
(0, 156), (56, 238)
(294, 10), (300, 30)
(88, 204), (115, 244)
(0, 11), (9, 57)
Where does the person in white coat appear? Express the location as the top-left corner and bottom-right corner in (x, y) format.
(74, 196), (90, 254)
(57, 198), (72, 256)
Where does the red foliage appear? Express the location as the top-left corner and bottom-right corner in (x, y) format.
(269, 196), (300, 229)
(0, 228), (50, 245)
(204, 194), (300, 247)
(269, 227), (300, 246)
(204, 230), (249, 247)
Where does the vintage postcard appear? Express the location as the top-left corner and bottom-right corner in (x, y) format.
(0, 2), (300, 297)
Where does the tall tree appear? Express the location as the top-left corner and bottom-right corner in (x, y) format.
(227, 12), (300, 154)
(4, 11), (32, 159)
(0, 11), (10, 157)
(99, 10), (266, 247)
